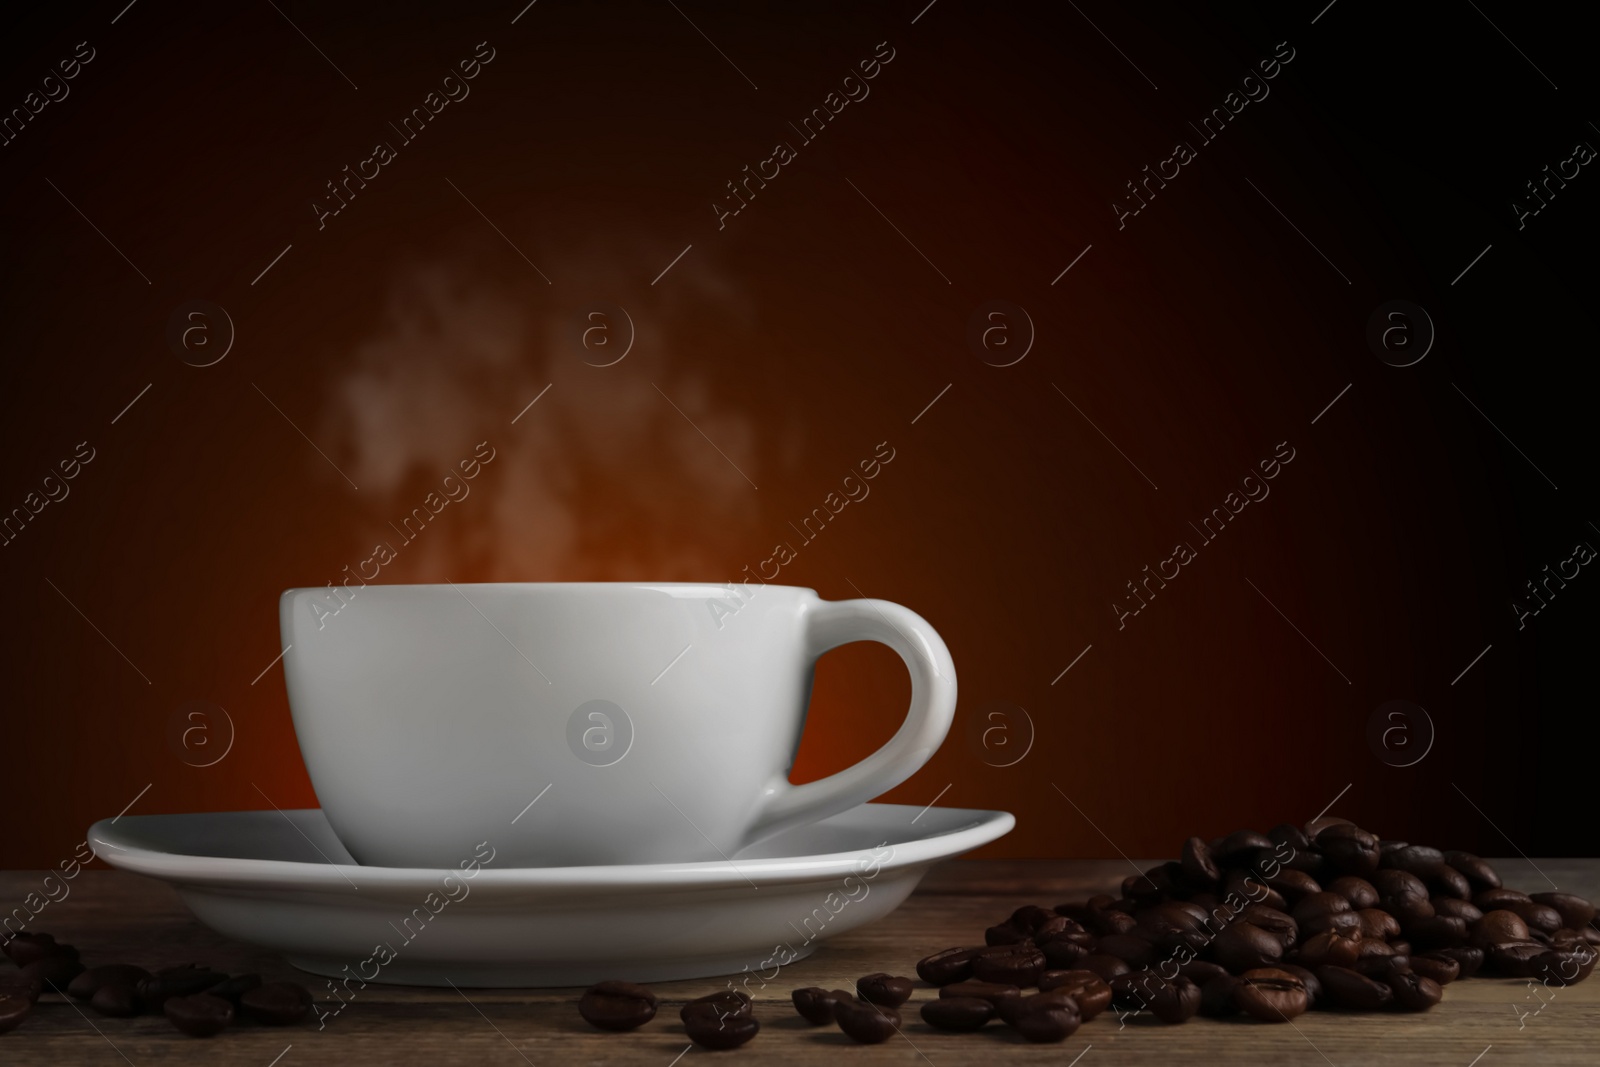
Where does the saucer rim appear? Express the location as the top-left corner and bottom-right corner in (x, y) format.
(88, 803), (1014, 895)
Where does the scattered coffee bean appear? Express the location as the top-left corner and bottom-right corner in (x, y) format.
(1005, 990), (1082, 1042)
(970, 943), (1046, 986)
(1409, 953), (1461, 985)
(136, 968), (227, 1011)
(686, 1011), (759, 1050)
(164, 992), (234, 1037)
(1213, 922), (1284, 972)
(1095, 933), (1156, 969)
(66, 964), (152, 1002)
(1532, 892), (1597, 930)
(0, 975), (42, 1006)
(680, 990), (752, 1024)
(90, 982), (140, 1017)
(855, 972), (913, 1007)
(0, 990), (31, 1034)
(1039, 969), (1110, 1019)
(1181, 836), (1220, 887)
(240, 983), (312, 1026)
(1443, 851), (1501, 890)
(208, 973), (263, 1004)
(791, 987), (839, 1025)
(1234, 968), (1309, 1022)
(1316, 965), (1394, 1010)
(1383, 970), (1442, 1011)
(833, 999), (898, 1044)
(1328, 877), (1379, 911)
(19, 952), (84, 993)
(920, 996), (994, 1031)
(1, 933), (68, 968)
(917, 946), (980, 985)
(577, 980), (658, 1031)
(1278, 964), (1322, 1007)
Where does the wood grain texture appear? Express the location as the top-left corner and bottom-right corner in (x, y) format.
(2, 859), (1594, 1065)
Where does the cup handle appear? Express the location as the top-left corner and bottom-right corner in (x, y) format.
(744, 597), (957, 846)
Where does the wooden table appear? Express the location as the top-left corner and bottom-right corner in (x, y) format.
(3, 859), (1594, 1065)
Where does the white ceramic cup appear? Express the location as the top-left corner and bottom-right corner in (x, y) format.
(279, 582), (956, 869)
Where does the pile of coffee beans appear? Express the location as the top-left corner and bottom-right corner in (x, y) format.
(1, 931), (311, 1038)
(576, 816), (1598, 1046)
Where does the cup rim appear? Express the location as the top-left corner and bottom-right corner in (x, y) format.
(280, 581), (820, 597)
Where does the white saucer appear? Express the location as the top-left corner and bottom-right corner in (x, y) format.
(88, 803), (1012, 987)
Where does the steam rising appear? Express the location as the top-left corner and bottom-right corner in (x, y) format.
(318, 245), (772, 581)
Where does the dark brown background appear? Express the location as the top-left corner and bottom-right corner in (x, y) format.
(2, 0), (1595, 868)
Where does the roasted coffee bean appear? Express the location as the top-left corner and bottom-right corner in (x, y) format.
(1006, 991), (1081, 1042)
(680, 990), (752, 1023)
(1383, 970), (1442, 1011)
(1038, 970), (1110, 1019)
(1106, 970), (1159, 1010)
(1223, 869), (1287, 912)
(1177, 960), (1231, 987)
(1031, 916), (1071, 941)
(1086, 908), (1139, 937)
(1353, 953), (1408, 978)
(1291, 892), (1352, 927)
(164, 993), (234, 1037)
(67, 964), (152, 1001)
(1432, 898), (1483, 924)
(208, 974), (262, 1004)
(1328, 877), (1379, 911)
(1038, 932), (1091, 969)
(1409, 953), (1460, 985)
(1304, 910), (1365, 938)
(985, 923), (1034, 946)
(687, 1011), (759, 1050)
(971, 943), (1047, 986)
(1371, 870), (1434, 924)
(1124, 867), (1174, 904)
(136, 969), (227, 1011)
(791, 988), (838, 1024)
(1304, 816), (1353, 838)
(855, 973), (913, 1007)
(1443, 851), (1501, 890)
(1296, 929), (1362, 969)
(1095, 934), (1156, 969)
(1380, 845), (1444, 878)
(940, 980), (1021, 1006)
(1234, 968), (1309, 1022)
(1237, 905), (1299, 950)
(1472, 909), (1530, 948)
(1005, 905), (1056, 933)
(1489, 941), (1550, 977)
(19, 952), (84, 993)
(1531, 892), (1597, 930)
(1357, 908), (1402, 941)
(1078, 954), (1131, 982)
(1269, 823), (1313, 854)
(1213, 922), (1284, 972)
(1211, 830), (1274, 864)
(1054, 900), (1095, 922)
(1138, 902), (1211, 954)
(920, 996), (994, 1031)
(239, 983), (312, 1026)
(89, 982), (139, 1017)
(1405, 916), (1468, 951)
(1474, 887), (1530, 911)
(1317, 824), (1381, 875)
(0, 974), (41, 1006)
(917, 946), (981, 985)
(0, 988), (33, 1034)
(1357, 938), (1396, 960)
(1, 933), (67, 968)
(1502, 901), (1564, 936)
(1181, 836), (1221, 887)
(1425, 865), (1472, 901)
(1278, 963), (1322, 1007)
(1316, 965), (1394, 1010)
(833, 999), (898, 1044)
(1430, 945), (1484, 979)
(1139, 976), (1200, 1024)
(1199, 974), (1242, 1017)
(1264, 869), (1321, 904)
(1537, 944), (1599, 986)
